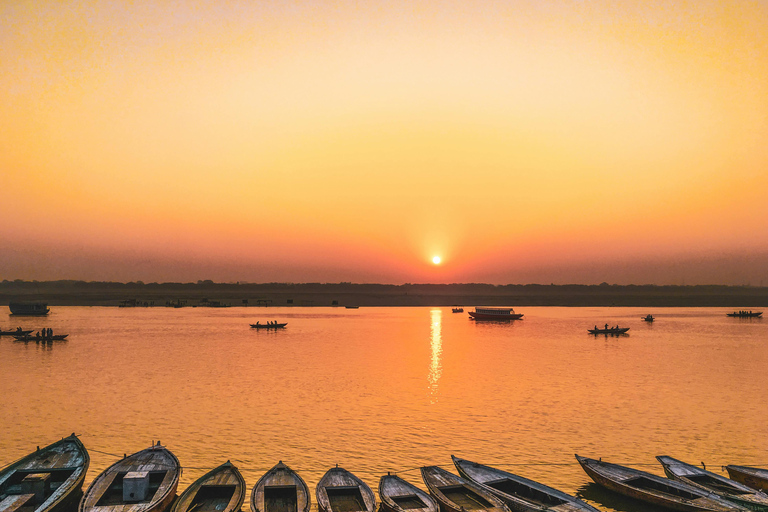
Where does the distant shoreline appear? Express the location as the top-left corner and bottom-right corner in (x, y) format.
(1, 281), (766, 308)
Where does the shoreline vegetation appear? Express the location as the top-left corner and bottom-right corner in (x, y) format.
(1, 280), (767, 307)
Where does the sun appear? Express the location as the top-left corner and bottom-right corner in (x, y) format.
(432, 256), (441, 265)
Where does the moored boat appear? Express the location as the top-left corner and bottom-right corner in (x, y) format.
(575, 455), (747, 511)
(657, 456), (768, 511)
(725, 466), (768, 492)
(452, 456), (600, 512)
(252, 461), (310, 512)
(171, 461), (244, 512)
(379, 474), (438, 512)
(316, 466), (375, 512)
(0, 433), (89, 512)
(587, 327), (629, 335)
(250, 323), (287, 329)
(9, 303), (50, 316)
(468, 308), (523, 321)
(79, 441), (180, 512)
(420, 466), (509, 512)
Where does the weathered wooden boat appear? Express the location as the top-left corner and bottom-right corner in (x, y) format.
(726, 311), (762, 318)
(420, 466), (509, 512)
(13, 334), (69, 342)
(316, 466), (375, 512)
(587, 327), (629, 335)
(0, 329), (33, 336)
(251, 461), (310, 512)
(249, 323), (287, 329)
(575, 455), (747, 512)
(171, 461), (244, 512)
(725, 466), (768, 492)
(379, 474), (438, 512)
(9, 303), (50, 316)
(657, 456), (768, 511)
(0, 433), (89, 512)
(79, 442), (180, 512)
(452, 456), (599, 512)
(468, 308), (523, 321)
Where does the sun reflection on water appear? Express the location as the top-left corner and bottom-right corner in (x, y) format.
(429, 308), (442, 402)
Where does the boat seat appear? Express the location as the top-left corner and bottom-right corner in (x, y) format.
(0, 493), (36, 512)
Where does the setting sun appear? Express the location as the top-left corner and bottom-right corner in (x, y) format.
(432, 256), (441, 265)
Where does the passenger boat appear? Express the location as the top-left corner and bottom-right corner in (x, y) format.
(657, 456), (768, 511)
(587, 327), (629, 335)
(726, 311), (763, 318)
(252, 461), (310, 512)
(171, 461), (244, 512)
(452, 456), (600, 512)
(725, 466), (768, 492)
(13, 334), (68, 341)
(420, 466), (509, 512)
(9, 303), (50, 316)
(0, 328), (33, 336)
(316, 466), (375, 512)
(0, 433), (89, 512)
(575, 455), (746, 511)
(468, 308), (523, 321)
(250, 323), (287, 329)
(642, 315), (654, 322)
(79, 441), (180, 512)
(379, 474), (438, 512)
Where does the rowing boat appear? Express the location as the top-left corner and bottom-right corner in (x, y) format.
(725, 466), (768, 492)
(316, 466), (375, 512)
(250, 323), (287, 329)
(420, 466), (509, 512)
(379, 474), (438, 512)
(0, 329), (33, 336)
(79, 441), (180, 512)
(452, 456), (599, 512)
(575, 455), (746, 511)
(252, 461), (310, 512)
(0, 433), (89, 512)
(587, 328), (629, 335)
(658, 456), (768, 511)
(13, 334), (68, 341)
(171, 461), (244, 512)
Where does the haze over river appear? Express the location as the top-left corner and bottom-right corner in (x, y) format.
(1, 307), (766, 512)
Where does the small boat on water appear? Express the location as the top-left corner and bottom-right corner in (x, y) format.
(345, 306), (359, 309)
(657, 456), (768, 511)
(250, 323), (287, 329)
(452, 456), (600, 512)
(252, 461), (310, 512)
(316, 466), (375, 512)
(420, 466), (509, 512)
(452, 307), (464, 313)
(726, 311), (762, 318)
(379, 474), (438, 512)
(575, 455), (746, 511)
(79, 441), (180, 512)
(9, 303), (50, 316)
(725, 466), (768, 492)
(587, 327), (629, 335)
(642, 315), (654, 322)
(0, 328), (33, 336)
(468, 308), (523, 321)
(0, 433), (89, 512)
(14, 334), (68, 342)
(171, 461), (244, 512)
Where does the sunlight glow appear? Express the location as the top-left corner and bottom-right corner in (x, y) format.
(432, 256), (441, 265)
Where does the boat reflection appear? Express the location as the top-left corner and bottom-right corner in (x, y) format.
(429, 309), (442, 402)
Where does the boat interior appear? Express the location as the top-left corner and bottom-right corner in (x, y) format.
(684, 474), (742, 493)
(390, 494), (429, 510)
(265, 485), (298, 512)
(327, 486), (366, 512)
(188, 485), (238, 512)
(95, 471), (167, 506)
(484, 478), (568, 507)
(623, 476), (699, 500)
(437, 486), (492, 510)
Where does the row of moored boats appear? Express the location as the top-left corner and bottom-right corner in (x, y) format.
(2, 435), (768, 512)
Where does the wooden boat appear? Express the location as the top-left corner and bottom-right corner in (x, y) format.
(9, 303), (50, 316)
(79, 442), (180, 512)
(0, 433), (89, 512)
(420, 466), (509, 512)
(657, 456), (768, 511)
(575, 455), (747, 512)
(642, 315), (654, 322)
(726, 311), (762, 318)
(725, 466), (768, 492)
(468, 308), (523, 321)
(451, 308), (464, 314)
(316, 466), (375, 512)
(251, 461), (310, 512)
(171, 461), (244, 512)
(587, 327), (629, 335)
(452, 456), (600, 512)
(379, 474), (438, 512)
(345, 306), (359, 309)
(0, 329), (33, 336)
(14, 334), (69, 341)
(250, 323), (287, 329)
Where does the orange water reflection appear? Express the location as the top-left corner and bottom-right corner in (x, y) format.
(429, 308), (442, 402)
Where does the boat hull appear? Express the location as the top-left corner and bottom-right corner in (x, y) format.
(9, 302), (50, 316)
(420, 466), (510, 512)
(379, 475), (438, 512)
(726, 466), (768, 492)
(252, 461), (310, 512)
(316, 467), (375, 512)
(172, 461), (244, 512)
(468, 313), (523, 320)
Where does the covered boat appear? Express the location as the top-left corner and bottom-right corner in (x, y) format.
(468, 308), (523, 321)
(726, 466), (768, 492)
(452, 456), (599, 512)
(379, 474), (438, 512)
(79, 441), (180, 512)
(420, 466), (509, 512)
(171, 461), (244, 512)
(9, 303), (49, 316)
(575, 455), (747, 512)
(316, 466), (375, 512)
(0, 433), (89, 512)
(251, 461), (310, 512)
(657, 456), (768, 511)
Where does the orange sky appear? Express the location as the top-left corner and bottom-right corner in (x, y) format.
(1, 1), (767, 284)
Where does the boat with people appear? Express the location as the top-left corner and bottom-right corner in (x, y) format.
(657, 455), (768, 511)
(575, 455), (746, 511)
(725, 465), (768, 492)
(250, 322), (287, 329)
(452, 307), (464, 313)
(14, 333), (68, 341)
(252, 461), (310, 512)
(0, 433), (89, 512)
(588, 326), (630, 335)
(642, 314), (654, 322)
(452, 455), (601, 512)
(468, 307), (523, 321)
(171, 461), (245, 512)
(0, 328), (33, 336)
(9, 302), (50, 316)
(379, 474), (438, 512)
(316, 466), (375, 512)
(726, 311), (762, 318)
(420, 465), (510, 512)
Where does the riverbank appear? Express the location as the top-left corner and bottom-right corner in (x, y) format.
(1, 280), (767, 307)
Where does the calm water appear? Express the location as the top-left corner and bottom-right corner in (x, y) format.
(1, 306), (767, 512)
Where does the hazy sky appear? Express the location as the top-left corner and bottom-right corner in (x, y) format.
(2, 1), (767, 285)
